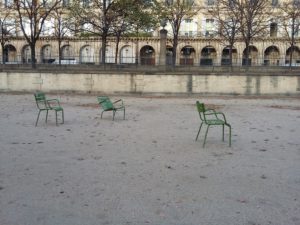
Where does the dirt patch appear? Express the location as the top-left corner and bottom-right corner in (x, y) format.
(75, 103), (99, 108)
(269, 105), (300, 110)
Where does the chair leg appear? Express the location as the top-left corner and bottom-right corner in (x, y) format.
(195, 122), (203, 141)
(61, 110), (64, 124)
(113, 110), (116, 120)
(123, 109), (125, 120)
(45, 110), (48, 123)
(222, 124), (225, 141)
(203, 125), (210, 147)
(55, 110), (58, 126)
(228, 124), (232, 147)
(101, 111), (104, 119)
(35, 110), (41, 127)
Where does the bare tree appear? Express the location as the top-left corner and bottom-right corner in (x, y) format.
(128, 0), (159, 65)
(0, 6), (15, 64)
(51, 7), (73, 65)
(278, 0), (300, 68)
(158, 0), (199, 66)
(110, 0), (158, 64)
(210, 0), (241, 67)
(111, 19), (127, 64)
(14, 0), (62, 68)
(69, 0), (118, 64)
(110, 0), (138, 64)
(69, 0), (157, 64)
(235, 0), (271, 67)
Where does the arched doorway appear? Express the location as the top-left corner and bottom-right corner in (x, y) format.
(58, 45), (76, 64)
(166, 45), (173, 65)
(242, 46), (258, 66)
(3, 44), (17, 63)
(120, 45), (135, 64)
(221, 46), (237, 66)
(61, 45), (74, 59)
(180, 46), (195, 65)
(80, 45), (94, 64)
(41, 45), (55, 63)
(264, 46), (280, 66)
(200, 45), (216, 66)
(140, 45), (155, 65)
(22, 45), (31, 64)
(100, 45), (115, 64)
(285, 46), (300, 66)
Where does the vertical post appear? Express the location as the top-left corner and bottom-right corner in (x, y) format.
(135, 37), (139, 65)
(159, 29), (167, 66)
(135, 27), (139, 66)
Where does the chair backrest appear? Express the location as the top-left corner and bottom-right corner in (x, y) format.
(196, 101), (206, 121)
(34, 92), (46, 101)
(34, 92), (48, 110)
(97, 96), (114, 110)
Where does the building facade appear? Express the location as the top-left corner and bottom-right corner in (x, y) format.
(1, 0), (300, 66)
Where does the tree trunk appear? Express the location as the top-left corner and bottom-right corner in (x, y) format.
(30, 43), (36, 69)
(244, 40), (250, 70)
(135, 27), (139, 65)
(229, 44), (233, 71)
(101, 33), (107, 64)
(115, 34), (120, 64)
(289, 18), (295, 69)
(58, 39), (62, 65)
(172, 35), (178, 67)
(289, 44), (294, 69)
(1, 42), (5, 64)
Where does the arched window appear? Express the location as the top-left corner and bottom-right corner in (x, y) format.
(180, 46), (195, 65)
(140, 45), (155, 65)
(200, 46), (216, 66)
(221, 46), (238, 66)
(207, 0), (214, 6)
(120, 45), (135, 64)
(4, 0), (14, 7)
(242, 46), (258, 66)
(270, 22), (278, 37)
(264, 46), (280, 65)
(3, 44), (17, 63)
(271, 0), (278, 7)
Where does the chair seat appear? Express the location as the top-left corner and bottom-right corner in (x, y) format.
(206, 119), (226, 125)
(51, 106), (63, 111)
(104, 105), (124, 111)
(114, 106), (125, 110)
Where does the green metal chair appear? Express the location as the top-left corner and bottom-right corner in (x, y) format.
(97, 96), (125, 120)
(195, 101), (231, 147)
(34, 92), (64, 126)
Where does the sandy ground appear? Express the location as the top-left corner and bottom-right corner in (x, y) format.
(0, 93), (299, 225)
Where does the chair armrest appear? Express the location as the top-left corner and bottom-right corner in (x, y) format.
(204, 108), (217, 117)
(36, 99), (50, 110)
(113, 99), (122, 103)
(205, 108), (216, 113)
(113, 99), (124, 105)
(205, 111), (227, 122)
(214, 112), (227, 122)
(204, 112), (218, 120)
(47, 98), (60, 102)
(47, 99), (61, 107)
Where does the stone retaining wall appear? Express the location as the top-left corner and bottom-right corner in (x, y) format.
(0, 72), (299, 96)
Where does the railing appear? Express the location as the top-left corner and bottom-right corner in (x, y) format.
(1, 54), (300, 69)
(1, 64), (300, 75)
